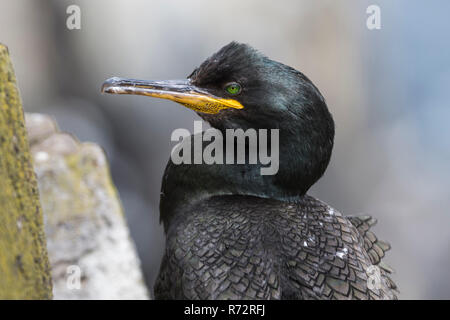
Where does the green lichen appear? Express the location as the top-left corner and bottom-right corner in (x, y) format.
(0, 43), (52, 299)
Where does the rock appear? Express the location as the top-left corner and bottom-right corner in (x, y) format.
(26, 112), (150, 299)
(0, 43), (52, 299)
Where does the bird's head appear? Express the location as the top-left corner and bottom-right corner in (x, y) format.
(102, 42), (332, 132)
(102, 42), (334, 196)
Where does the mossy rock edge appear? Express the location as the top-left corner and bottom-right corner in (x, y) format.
(0, 43), (53, 299)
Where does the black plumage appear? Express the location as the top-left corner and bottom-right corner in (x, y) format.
(102, 42), (397, 299)
(156, 195), (396, 299)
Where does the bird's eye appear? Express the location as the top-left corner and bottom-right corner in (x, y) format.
(225, 82), (241, 95)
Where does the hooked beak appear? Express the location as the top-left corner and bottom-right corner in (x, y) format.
(101, 77), (244, 114)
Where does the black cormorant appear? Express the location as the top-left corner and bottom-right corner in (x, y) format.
(102, 42), (397, 299)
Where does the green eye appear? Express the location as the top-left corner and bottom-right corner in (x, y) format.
(225, 82), (241, 95)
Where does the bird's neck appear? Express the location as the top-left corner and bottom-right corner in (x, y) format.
(159, 120), (333, 230)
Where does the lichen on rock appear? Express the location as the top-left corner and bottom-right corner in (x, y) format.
(0, 44), (52, 299)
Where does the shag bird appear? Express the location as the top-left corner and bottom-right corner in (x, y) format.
(101, 42), (397, 299)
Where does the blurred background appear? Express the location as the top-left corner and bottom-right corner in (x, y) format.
(1, 0), (449, 299)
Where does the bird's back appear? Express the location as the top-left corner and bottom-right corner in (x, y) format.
(154, 194), (397, 299)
